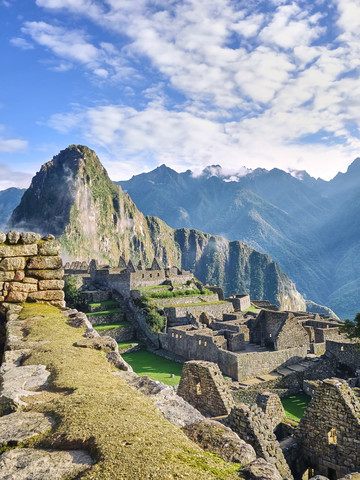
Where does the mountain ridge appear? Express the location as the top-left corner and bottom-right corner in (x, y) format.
(8, 145), (305, 310)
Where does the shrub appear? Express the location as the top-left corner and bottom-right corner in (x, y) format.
(146, 308), (166, 333)
(64, 275), (83, 309)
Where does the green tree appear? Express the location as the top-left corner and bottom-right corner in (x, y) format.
(339, 312), (360, 344)
(64, 275), (83, 309)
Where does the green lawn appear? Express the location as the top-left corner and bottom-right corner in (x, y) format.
(122, 349), (183, 386)
(93, 321), (130, 331)
(244, 305), (260, 312)
(281, 393), (311, 421)
(166, 300), (226, 308)
(88, 300), (119, 308)
(87, 308), (123, 316)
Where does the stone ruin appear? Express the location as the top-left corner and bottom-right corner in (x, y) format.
(177, 360), (235, 417)
(0, 231), (65, 309)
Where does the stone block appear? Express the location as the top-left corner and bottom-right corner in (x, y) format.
(28, 290), (65, 301)
(5, 291), (28, 303)
(0, 257), (26, 271)
(0, 232), (6, 243)
(0, 271), (15, 282)
(10, 282), (38, 293)
(48, 300), (66, 309)
(23, 277), (38, 284)
(26, 269), (64, 280)
(20, 232), (41, 244)
(0, 244), (38, 257)
(0, 412), (54, 446)
(37, 240), (61, 256)
(7, 231), (20, 244)
(38, 279), (64, 291)
(26, 256), (63, 270)
(13, 270), (25, 281)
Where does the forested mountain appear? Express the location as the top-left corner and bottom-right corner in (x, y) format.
(118, 160), (360, 318)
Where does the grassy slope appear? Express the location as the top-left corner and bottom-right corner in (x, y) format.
(19, 304), (241, 480)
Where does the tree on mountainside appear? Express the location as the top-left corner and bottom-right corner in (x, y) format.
(339, 312), (360, 346)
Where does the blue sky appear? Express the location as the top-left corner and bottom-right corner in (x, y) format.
(1, 0), (360, 189)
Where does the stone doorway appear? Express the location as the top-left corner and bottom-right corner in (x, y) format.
(302, 467), (314, 480)
(328, 467), (337, 480)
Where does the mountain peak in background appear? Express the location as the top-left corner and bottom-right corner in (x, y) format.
(8, 145), (305, 310)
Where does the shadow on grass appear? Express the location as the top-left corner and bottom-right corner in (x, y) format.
(281, 393), (311, 421)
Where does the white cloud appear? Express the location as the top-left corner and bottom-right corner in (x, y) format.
(10, 37), (34, 50)
(0, 136), (27, 152)
(0, 162), (31, 189)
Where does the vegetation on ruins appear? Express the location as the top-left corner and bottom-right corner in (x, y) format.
(145, 307), (167, 332)
(93, 321), (130, 331)
(340, 312), (360, 345)
(64, 275), (84, 309)
(281, 394), (311, 422)
(141, 287), (212, 300)
(17, 303), (241, 479)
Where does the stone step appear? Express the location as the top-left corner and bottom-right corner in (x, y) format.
(286, 364), (307, 373)
(256, 372), (282, 382)
(276, 367), (294, 376)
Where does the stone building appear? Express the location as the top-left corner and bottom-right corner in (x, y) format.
(295, 378), (360, 479)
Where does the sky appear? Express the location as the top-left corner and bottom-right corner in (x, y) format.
(1, 0), (360, 189)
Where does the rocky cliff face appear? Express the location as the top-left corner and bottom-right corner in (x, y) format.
(9, 145), (305, 310)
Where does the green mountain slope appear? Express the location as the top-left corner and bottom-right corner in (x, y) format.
(8, 145), (305, 310)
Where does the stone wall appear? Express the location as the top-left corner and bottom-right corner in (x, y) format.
(0, 231), (64, 309)
(177, 360), (235, 417)
(164, 301), (234, 324)
(275, 316), (309, 350)
(296, 378), (360, 479)
(326, 341), (360, 373)
(228, 403), (293, 479)
(256, 391), (286, 430)
(236, 345), (308, 381)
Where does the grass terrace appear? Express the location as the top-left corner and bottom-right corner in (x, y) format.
(122, 349), (183, 386)
(88, 300), (119, 309)
(17, 304), (241, 479)
(93, 321), (130, 331)
(165, 300), (227, 308)
(281, 393), (311, 422)
(87, 308), (123, 316)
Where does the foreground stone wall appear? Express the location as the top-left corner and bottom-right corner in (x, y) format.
(326, 341), (360, 372)
(296, 378), (360, 479)
(0, 232), (64, 309)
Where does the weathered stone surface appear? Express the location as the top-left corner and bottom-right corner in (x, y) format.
(183, 419), (256, 465)
(0, 448), (93, 479)
(48, 300), (66, 309)
(0, 412), (54, 446)
(119, 372), (204, 427)
(239, 458), (282, 480)
(27, 290), (65, 301)
(26, 269), (64, 280)
(0, 364), (50, 414)
(0, 272), (15, 282)
(69, 312), (92, 329)
(9, 282), (38, 293)
(0, 244), (38, 257)
(338, 474), (360, 480)
(23, 277), (38, 284)
(0, 257), (26, 271)
(37, 240), (61, 256)
(256, 391), (286, 429)
(38, 279), (64, 291)
(7, 231), (20, 244)
(106, 352), (133, 372)
(5, 291), (28, 303)
(42, 234), (55, 241)
(75, 336), (118, 353)
(309, 476), (330, 480)
(83, 328), (100, 338)
(13, 270), (25, 281)
(26, 256), (62, 270)
(0, 232), (6, 243)
(20, 232), (41, 244)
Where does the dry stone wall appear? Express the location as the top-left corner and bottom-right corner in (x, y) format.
(177, 360), (235, 417)
(0, 232), (65, 309)
(228, 403), (293, 479)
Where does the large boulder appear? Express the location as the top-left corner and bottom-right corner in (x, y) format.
(239, 458), (283, 480)
(182, 419), (256, 465)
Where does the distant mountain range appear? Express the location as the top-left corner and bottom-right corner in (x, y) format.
(6, 145), (305, 311)
(117, 160), (360, 319)
(0, 187), (25, 229)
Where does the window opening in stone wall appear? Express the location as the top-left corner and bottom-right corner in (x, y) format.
(196, 383), (202, 395)
(341, 346), (344, 351)
(302, 467), (314, 480)
(204, 341), (207, 346)
(150, 274), (152, 278)
(198, 340), (201, 345)
(328, 428), (337, 445)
